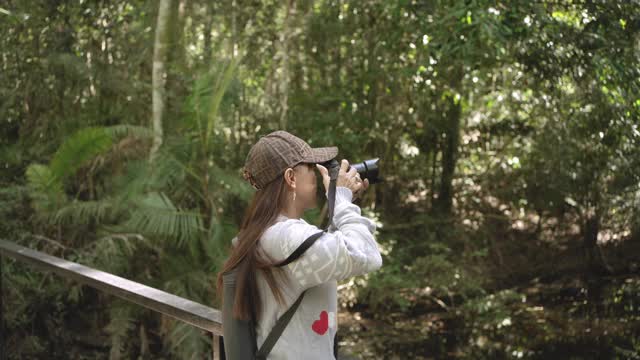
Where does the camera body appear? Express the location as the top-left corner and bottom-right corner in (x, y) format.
(319, 158), (382, 184)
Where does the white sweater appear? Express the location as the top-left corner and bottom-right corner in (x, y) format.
(255, 186), (383, 359)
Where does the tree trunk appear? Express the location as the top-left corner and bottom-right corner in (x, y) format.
(149, 0), (173, 163)
(429, 136), (439, 210)
(278, 0), (295, 130)
(434, 95), (461, 216)
(168, 0), (187, 66)
(582, 208), (613, 275)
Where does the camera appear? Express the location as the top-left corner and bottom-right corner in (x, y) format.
(320, 158), (382, 184)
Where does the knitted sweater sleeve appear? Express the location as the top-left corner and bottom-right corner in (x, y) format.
(263, 187), (382, 290)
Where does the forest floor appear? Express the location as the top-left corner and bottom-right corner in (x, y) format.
(338, 274), (640, 359)
(337, 240), (640, 360)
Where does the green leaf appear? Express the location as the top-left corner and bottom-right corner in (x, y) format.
(49, 127), (113, 182)
(122, 192), (204, 248)
(25, 163), (65, 212)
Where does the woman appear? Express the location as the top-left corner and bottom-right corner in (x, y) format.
(217, 130), (382, 359)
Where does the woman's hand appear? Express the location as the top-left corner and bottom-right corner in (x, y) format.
(316, 159), (370, 200)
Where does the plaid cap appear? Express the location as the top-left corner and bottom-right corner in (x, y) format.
(242, 130), (338, 190)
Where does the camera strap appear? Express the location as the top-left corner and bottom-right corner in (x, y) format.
(322, 159), (340, 230)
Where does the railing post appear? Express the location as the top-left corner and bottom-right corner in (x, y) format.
(212, 333), (220, 360)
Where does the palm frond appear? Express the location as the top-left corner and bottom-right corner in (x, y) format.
(102, 124), (154, 139)
(110, 160), (153, 200)
(147, 148), (190, 190)
(79, 232), (150, 274)
(112, 150), (190, 200)
(49, 125), (153, 184)
(51, 198), (116, 225)
(184, 58), (240, 150)
(25, 163), (65, 213)
(206, 58), (239, 142)
(120, 192), (204, 248)
(49, 127), (114, 182)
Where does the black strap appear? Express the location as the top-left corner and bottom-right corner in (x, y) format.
(255, 290), (306, 359)
(326, 177), (337, 229)
(323, 162), (339, 230)
(275, 231), (325, 267)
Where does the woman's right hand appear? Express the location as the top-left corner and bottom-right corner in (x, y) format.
(316, 159), (369, 199)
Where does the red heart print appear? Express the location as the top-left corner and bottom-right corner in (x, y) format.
(311, 311), (329, 335)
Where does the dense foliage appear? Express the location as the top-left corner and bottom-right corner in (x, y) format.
(1, 1), (639, 359)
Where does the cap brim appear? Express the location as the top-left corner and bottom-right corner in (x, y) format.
(303, 146), (338, 164)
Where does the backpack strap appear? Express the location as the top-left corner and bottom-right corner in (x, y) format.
(255, 290), (306, 360)
(275, 230), (326, 268)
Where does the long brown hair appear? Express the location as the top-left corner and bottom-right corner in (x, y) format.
(216, 170), (298, 321)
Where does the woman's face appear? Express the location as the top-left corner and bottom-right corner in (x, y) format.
(294, 162), (320, 210)
(284, 162), (320, 212)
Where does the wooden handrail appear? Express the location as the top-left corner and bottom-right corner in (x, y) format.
(0, 239), (223, 359)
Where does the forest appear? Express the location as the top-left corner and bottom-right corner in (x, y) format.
(1, 0), (639, 359)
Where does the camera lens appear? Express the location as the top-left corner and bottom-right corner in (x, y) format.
(350, 158), (380, 184)
(319, 158), (382, 184)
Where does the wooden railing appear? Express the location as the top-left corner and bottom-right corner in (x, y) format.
(0, 239), (224, 360)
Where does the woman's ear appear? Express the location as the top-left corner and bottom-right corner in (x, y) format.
(283, 168), (296, 188)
